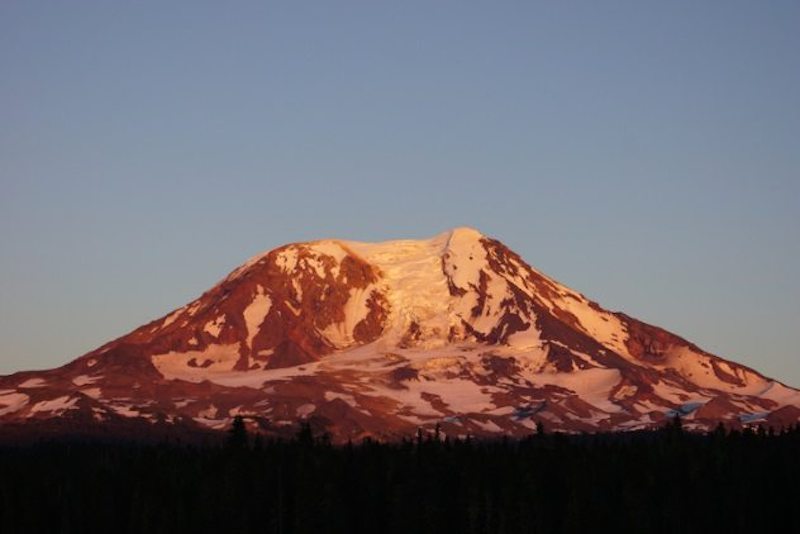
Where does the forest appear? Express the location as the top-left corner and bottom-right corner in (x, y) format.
(1, 418), (798, 534)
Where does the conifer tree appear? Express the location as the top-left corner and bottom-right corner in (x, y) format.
(227, 415), (248, 449)
(536, 420), (546, 436)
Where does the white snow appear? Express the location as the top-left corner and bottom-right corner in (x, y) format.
(341, 228), (501, 349)
(651, 380), (710, 404)
(485, 405), (516, 416)
(296, 403), (316, 417)
(612, 383), (638, 401)
(634, 399), (666, 413)
(152, 345), (321, 387)
(284, 300), (301, 316)
(243, 285), (272, 349)
(331, 227), (548, 349)
(759, 381), (800, 405)
(374, 377), (499, 417)
(648, 346), (767, 395)
(160, 307), (184, 329)
(185, 300), (202, 317)
(72, 375), (101, 387)
(506, 323), (542, 349)
(539, 293), (631, 358)
(352, 232), (454, 346)
(739, 412), (770, 423)
(324, 391), (358, 405)
(525, 367), (623, 414)
(275, 247), (299, 273)
(192, 417), (231, 430)
(0, 391), (30, 416)
(17, 378), (47, 388)
(320, 286), (379, 348)
(223, 250), (271, 283)
(473, 419), (503, 432)
(441, 227), (487, 291)
(30, 396), (79, 414)
(198, 404), (218, 418)
(291, 278), (303, 302)
(152, 343), (243, 379)
(309, 241), (349, 264)
(418, 356), (463, 373)
(110, 404), (141, 417)
(203, 315), (226, 338)
(80, 387), (102, 399)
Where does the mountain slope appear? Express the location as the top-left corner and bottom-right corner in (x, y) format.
(2, 227), (798, 441)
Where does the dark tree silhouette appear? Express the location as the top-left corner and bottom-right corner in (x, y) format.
(1, 423), (798, 533)
(227, 415), (248, 449)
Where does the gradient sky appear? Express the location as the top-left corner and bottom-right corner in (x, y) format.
(1, 1), (798, 386)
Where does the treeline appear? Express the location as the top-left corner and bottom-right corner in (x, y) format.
(1, 419), (799, 534)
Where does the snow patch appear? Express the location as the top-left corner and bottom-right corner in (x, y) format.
(18, 378), (47, 388)
(310, 241), (348, 263)
(324, 391), (357, 405)
(291, 278), (303, 302)
(110, 404), (141, 417)
(80, 388), (102, 399)
(275, 247), (299, 273)
(739, 412), (770, 423)
(473, 419), (503, 432)
(296, 403), (316, 417)
(203, 315), (226, 338)
(759, 382), (800, 405)
(506, 323), (542, 349)
(284, 300), (301, 316)
(152, 343), (243, 379)
(193, 417), (231, 430)
(525, 367), (623, 414)
(319, 286), (381, 349)
(72, 375), (101, 387)
(161, 308), (183, 329)
(344, 229), (467, 348)
(0, 391), (30, 416)
(243, 285), (272, 349)
(198, 405), (218, 419)
(555, 297), (630, 357)
(30, 396), (79, 414)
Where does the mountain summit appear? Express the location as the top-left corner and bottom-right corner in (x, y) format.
(2, 228), (798, 441)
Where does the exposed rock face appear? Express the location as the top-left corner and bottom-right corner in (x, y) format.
(1, 227), (798, 442)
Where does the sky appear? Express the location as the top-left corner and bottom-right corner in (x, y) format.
(1, 1), (798, 385)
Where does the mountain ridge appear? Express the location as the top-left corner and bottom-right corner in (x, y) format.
(1, 227), (798, 441)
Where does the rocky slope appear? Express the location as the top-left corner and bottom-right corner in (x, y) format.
(1, 227), (798, 442)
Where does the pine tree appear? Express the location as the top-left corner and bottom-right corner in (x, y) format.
(227, 415), (248, 449)
(536, 420), (546, 436)
(667, 413), (683, 435)
(296, 421), (314, 446)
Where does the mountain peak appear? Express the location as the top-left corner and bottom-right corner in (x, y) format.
(443, 225), (485, 243)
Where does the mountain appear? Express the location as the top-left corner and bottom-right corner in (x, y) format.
(1, 227), (798, 442)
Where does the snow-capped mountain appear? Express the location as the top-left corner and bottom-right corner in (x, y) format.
(2, 227), (798, 441)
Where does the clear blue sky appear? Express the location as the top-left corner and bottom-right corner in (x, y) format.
(1, 1), (798, 385)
